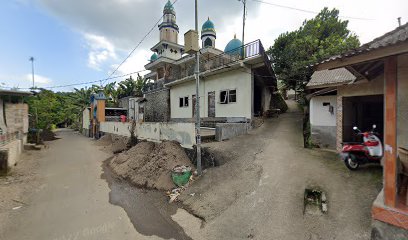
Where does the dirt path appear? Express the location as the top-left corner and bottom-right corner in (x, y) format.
(177, 100), (383, 240)
(0, 129), (190, 240)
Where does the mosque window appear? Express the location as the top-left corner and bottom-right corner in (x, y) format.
(204, 38), (212, 47)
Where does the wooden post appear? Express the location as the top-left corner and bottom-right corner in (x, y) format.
(384, 56), (398, 207)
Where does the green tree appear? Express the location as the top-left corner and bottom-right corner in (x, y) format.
(268, 8), (360, 91)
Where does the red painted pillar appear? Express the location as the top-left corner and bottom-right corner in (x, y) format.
(384, 56), (398, 207)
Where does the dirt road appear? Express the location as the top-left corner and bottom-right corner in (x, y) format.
(177, 100), (383, 240)
(0, 129), (190, 240)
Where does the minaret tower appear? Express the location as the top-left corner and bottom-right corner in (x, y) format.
(201, 17), (216, 48)
(159, 0), (179, 44)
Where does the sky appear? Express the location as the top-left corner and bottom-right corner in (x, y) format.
(0, 0), (406, 91)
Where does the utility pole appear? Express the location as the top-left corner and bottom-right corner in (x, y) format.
(239, 0), (247, 45)
(195, 0), (202, 175)
(398, 17), (401, 27)
(29, 56), (35, 89)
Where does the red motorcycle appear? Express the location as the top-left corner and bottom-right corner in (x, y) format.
(341, 125), (383, 170)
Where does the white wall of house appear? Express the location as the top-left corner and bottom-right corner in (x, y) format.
(310, 95), (337, 127)
(398, 53), (408, 149)
(170, 69), (252, 119)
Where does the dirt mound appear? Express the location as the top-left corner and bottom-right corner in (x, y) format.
(110, 141), (193, 190)
(111, 135), (128, 154)
(40, 129), (58, 141)
(96, 134), (112, 146)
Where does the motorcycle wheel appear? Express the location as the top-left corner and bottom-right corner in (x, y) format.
(344, 153), (359, 170)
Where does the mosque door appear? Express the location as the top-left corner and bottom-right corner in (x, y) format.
(208, 91), (215, 117)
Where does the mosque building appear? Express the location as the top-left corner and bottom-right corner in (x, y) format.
(142, 0), (277, 123)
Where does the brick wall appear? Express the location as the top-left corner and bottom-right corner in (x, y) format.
(144, 89), (170, 122)
(5, 103), (29, 134)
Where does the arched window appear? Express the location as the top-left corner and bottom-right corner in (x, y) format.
(204, 38), (212, 48)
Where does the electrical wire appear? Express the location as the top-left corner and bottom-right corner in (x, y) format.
(103, 0), (180, 85)
(0, 69), (148, 91)
(2, 0), (181, 91)
(47, 70), (148, 89)
(251, 0), (375, 21)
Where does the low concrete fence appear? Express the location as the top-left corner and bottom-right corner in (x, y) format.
(100, 122), (131, 137)
(99, 122), (195, 148)
(215, 123), (249, 141)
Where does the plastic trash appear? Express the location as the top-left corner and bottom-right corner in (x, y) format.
(171, 165), (192, 187)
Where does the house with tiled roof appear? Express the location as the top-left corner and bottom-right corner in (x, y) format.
(313, 22), (408, 239)
(305, 68), (356, 149)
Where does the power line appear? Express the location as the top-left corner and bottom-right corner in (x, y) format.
(103, 0), (180, 85)
(5, 0), (180, 91)
(47, 70), (148, 89)
(1, 69), (148, 90)
(251, 0), (375, 21)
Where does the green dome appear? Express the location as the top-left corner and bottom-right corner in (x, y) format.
(164, 0), (174, 12)
(202, 18), (215, 32)
(150, 53), (158, 61)
(224, 35), (242, 54)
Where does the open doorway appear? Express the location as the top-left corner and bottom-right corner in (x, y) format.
(342, 95), (384, 142)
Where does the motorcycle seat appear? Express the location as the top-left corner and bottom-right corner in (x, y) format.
(342, 142), (362, 145)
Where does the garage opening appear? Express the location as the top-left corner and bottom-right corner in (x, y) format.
(342, 94), (384, 143)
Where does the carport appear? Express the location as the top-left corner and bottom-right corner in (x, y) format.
(342, 94), (384, 143)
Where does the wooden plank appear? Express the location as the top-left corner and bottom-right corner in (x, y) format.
(384, 56), (398, 207)
(316, 41), (408, 71)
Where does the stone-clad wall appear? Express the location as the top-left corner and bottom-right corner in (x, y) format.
(144, 89), (170, 122)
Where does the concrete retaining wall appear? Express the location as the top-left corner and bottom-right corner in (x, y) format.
(215, 123), (248, 141)
(99, 122), (195, 148)
(0, 139), (23, 168)
(310, 125), (337, 149)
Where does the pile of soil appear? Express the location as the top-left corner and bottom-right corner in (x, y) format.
(110, 141), (193, 190)
(40, 129), (58, 141)
(96, 134), (112, 146)
(111, 135), (128, 154)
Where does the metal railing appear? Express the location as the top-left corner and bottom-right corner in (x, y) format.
(165, 39), (265, 84)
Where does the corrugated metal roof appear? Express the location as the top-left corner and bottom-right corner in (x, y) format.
(317, 22), (408, 66)
(306, 68), (356, 89)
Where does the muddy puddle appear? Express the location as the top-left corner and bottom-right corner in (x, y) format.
(101, 158), (192, 240)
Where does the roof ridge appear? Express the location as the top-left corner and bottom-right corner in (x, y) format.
(360, 22), (408, 49)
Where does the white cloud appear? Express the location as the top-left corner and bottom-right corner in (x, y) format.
(25, 74), (52, 84)
(37, 0), (408, 78)
(84, 33), (117, 70)
(110, 49), (151, 77)
(0, 73), (53, 89)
